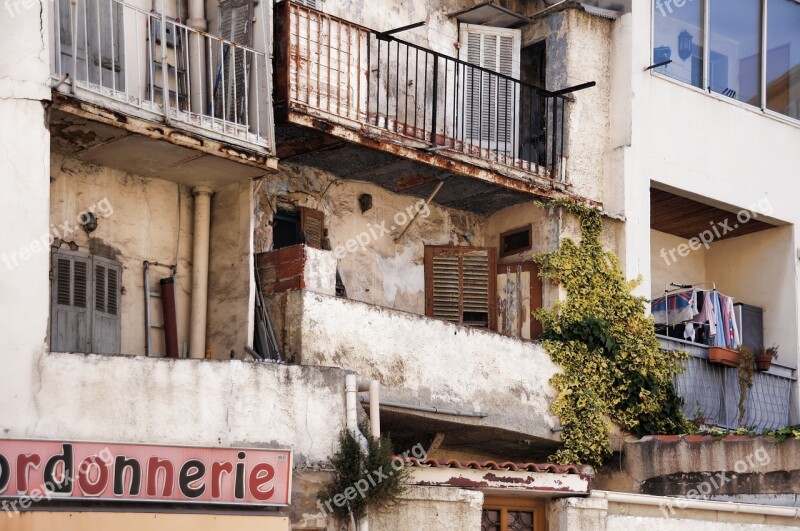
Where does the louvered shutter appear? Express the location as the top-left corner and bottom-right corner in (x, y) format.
(92, 256), (122, 354)
(460, 24), (520, 154)
(300, 207), (325, 249)
(425, 246), (497, 329)
(295, 0), (318, 8)
(50, 250), (92, 352)
(214, 0), (255, 124)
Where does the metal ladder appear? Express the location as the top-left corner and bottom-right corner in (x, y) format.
(144, 261), (177, 357)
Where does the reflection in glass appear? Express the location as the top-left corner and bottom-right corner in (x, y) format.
(708, 0), (761, 105)
(767, 0), (800, 120)
(653, 0), (704, 88)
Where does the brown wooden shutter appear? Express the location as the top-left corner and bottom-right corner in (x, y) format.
(300, 207), (325, 249)
(424, 246), (497, 329)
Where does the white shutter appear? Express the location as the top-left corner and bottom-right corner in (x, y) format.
(459, 24), (520, 154)
(92, 256), (122, 354)
(296, 0), (318, 8)
(51, 250), (92, 352)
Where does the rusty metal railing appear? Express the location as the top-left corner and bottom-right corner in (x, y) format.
(275, 1), (569, 181)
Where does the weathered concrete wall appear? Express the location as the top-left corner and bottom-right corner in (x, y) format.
(29, 352), (348, 465)
(49, 154), (194, 357)
(269, 290), (562, 443)
(0, 0), (52, 437)
(595, 436), (800, 506)
(551, 495), (800, 530)
(370, 485), (483, 531)
(208, 180), (255, 359)
(255, 163), (484, 314)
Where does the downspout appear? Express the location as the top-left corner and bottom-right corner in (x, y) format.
(189, 186), (213, 359)
(186, 0), (207, 115)
(345, 375), (379, 531)
(358, 380), (381, 439)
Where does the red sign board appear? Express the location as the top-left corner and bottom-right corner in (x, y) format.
(0, 439), (292, 506)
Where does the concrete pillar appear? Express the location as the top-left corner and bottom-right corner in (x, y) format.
(189, 186), (213, 359)
(548, 497), (608, 531)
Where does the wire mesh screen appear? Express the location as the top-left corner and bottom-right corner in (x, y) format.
(674, 355), (792, 431)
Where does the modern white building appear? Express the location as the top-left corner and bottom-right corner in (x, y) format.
(1, 0), (799, 529)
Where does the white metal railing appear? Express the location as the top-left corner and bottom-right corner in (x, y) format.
(52, 0), (273, 152)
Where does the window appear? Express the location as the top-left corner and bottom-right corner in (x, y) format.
(460, 24), (521, 155)
(708, 0), (761, 104)
(50, 250), (121, 354)
(766, 0), (800, 120)
(652, 0), (800, 121)
(272, 207), (325, 250)
(500, 225), (532, 257)
(424, 246), (497, 329)
(652, 0), (704, 88)
(482, 497), (546, 531)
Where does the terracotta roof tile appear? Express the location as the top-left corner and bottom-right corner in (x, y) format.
(402, 457), (583, 475)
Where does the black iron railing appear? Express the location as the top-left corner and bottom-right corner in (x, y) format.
(277, 1), (569, 180)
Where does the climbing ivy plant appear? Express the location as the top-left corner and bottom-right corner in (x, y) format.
(534, 200), (690, 466)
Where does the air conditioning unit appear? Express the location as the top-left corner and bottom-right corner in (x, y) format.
(734, 303), (763, 352)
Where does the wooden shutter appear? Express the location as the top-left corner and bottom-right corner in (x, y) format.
(424, 246), (497, 329)
(296, 0), (318, 8)
(300, 207), (325, 249)
(92, 256), (122, 354)
(497, 262), (543, 340)
(84, 0), (125, 88)
(460, 24), (520, 153)
(50, 250), (92, 353)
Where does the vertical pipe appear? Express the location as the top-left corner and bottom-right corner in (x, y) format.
(144, 262), (152, 357)
(187, 0), (206, 114)
(189, 186), (213, 359)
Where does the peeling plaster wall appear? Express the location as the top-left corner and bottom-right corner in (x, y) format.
(208, 180), (254, 360)
(370, 486), (483, 530)
(255, 163), (484, 314)
(49, 154), (194, 357)
(31, 352), (348, 464)
(0, 0), (52, 437)
(272, 290), (562, 443)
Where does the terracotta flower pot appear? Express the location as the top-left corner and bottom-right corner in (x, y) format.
(708, 346), (740, 368)
(755, 354), (773, 372)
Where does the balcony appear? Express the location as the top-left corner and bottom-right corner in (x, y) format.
(49, 0), (276, 182)
(273, 1), (578, 215)
(262, 269), (562, 459)
(660, 337), (795, 431)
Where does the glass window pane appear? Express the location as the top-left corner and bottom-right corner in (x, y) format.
(481, 509), (502, 531)
(709, 0), (762, 105)
(653, 0), (704, 88)
(507, 510), (534, 531)
(767, 0), (800, 120)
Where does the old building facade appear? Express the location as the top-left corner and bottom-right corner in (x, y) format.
(1, 0), (800, 529)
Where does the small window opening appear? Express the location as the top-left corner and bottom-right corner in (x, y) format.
(501, 225), (532, 257)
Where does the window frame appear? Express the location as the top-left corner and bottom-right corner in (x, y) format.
(499, 224), (533, 257)
(481, 496), (546, 531)
(650, 0), (800, 126)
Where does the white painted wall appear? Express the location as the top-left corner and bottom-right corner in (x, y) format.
(0, 0), (52, 436)
(650, 229), (707, 297)
(31, 352), (348, 464)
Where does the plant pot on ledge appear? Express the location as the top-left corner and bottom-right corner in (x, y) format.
(708, 346), (740, 367)
(755, 354), (773, 372)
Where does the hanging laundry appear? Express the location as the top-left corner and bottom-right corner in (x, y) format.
(651, 289), (697, 325)
(692, 290), (717, 339)
(719, 294), (741, 349)
(711, 291), (727, 348)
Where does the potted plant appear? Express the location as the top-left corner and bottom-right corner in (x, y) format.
(708, 345), (740, 367)
(754, 345), (778, 372)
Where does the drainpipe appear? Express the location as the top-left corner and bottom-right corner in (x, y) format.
(189, 186), (213, 359)
(186, 0), (207, 115)
(358, 380), (381, 439)
(344, 375), (374, 531)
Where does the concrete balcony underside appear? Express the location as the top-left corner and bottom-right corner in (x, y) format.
(266, 289), (563, 459)
(50, 92), (277, 188)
